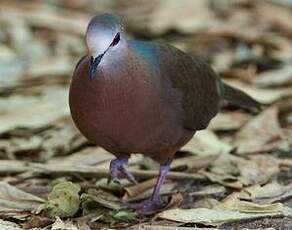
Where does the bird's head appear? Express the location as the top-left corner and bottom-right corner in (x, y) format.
(85, 14), (124, 79)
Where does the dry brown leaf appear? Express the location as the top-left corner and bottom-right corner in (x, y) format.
(124, 182), (176, 203)
(163, 193), (183, 210)
(209, 111), (251, 131)
(123, 178), (157, 200)
(0, 2), (89, 35)
(246, 182), (292, 204)
(81, 189), (121, 210)
(116, 0), (219, 35)
(171, 155), (218, 171)
(51, 217), (78, 230)
(0, 182), (45, 212)
(0, 91), (69, 134)
(201, 171), (243, 190)
(189, 185), (226, 197)
(254, 64), (292, 87)
(235, 155), (280, 185)
(182, 130), (232, 156)
(48, 146), (113, 168)
(234, 106), (284, 154)
(0, 219), (22, 230)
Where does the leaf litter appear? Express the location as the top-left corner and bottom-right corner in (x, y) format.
(0, 0), (292, 229)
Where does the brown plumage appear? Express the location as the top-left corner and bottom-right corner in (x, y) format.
(69, 14), (260, 214)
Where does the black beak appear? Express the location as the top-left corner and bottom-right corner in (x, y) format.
(89, 53), (104, 80)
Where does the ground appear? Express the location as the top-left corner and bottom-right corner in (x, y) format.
(0, 0), (292, 229)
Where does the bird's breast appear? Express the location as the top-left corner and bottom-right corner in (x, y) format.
(69, 64), (183, 153)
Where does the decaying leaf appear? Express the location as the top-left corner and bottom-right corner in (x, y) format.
(81, 189), (121, 210)
(117, 0), (219, 35)
(235, 155), (280, 185)
(246, 182), (292, 204)
(96, 178), (127, 192)
(181, 130), (232, 156)
(109, 210), (137, 222)
(51, 217), (78, 230)
(158, 196), (292, 225)
(0, 219), (22, 230)
(171, 154), (218, 171)
(0, 182), (45, 212)
(158, 207), (291, 225)
(44, 181), (80, 218)
(254, 64), (292, 87)
(208, 111), (251, 131)
(234, 106), (284, 154)
(124, 183), (176, 203)
(189, 185), (226, 197)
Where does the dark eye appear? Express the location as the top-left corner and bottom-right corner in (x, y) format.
(110, 32), (120, 47)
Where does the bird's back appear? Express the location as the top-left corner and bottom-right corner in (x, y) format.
(129, 40), (222, 131)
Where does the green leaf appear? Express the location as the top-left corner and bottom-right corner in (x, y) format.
(44, 181), (80, 218)
(109, 210), (137, 221)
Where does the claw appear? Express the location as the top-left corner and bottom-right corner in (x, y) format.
(126, 198), (166, 215)
(121, 165), (138, 184)
(109, 156), (137, 184)
(125, 164), (170, 215)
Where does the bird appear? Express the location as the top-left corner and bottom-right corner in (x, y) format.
(69, 13), (261, 214)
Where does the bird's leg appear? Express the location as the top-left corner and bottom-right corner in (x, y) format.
(127, 163), (170, 214)
(149, 164), (170, 206)
(109, 156), (137, 184)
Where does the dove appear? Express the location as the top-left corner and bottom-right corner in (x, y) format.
(69, 14), (260, 214)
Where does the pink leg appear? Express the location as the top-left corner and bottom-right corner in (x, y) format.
(127, 164), (170, 214)
(109, 156), (137, 184)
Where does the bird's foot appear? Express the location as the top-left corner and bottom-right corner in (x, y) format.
(109, 157), (137, 184)
(126, 197), (165, 215)
(126, 164), (170, 215)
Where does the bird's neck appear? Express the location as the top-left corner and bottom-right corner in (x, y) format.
(97, 42), (139, 82)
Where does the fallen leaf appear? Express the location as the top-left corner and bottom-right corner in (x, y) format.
(51, 217), (78, 230)
(22, 215), (52, 230)
(0, 88), (69, 134)
(117, 0), (219, 35)
(44, 181), (80, 218)
(254, 64), (292, 87)
(0, 182), (45, 212)
(171, 154), (218, 171)
(123, 178), (157, 200)
(208, 111), (251, 131)
(163, 193), (184, 210)
(125, 183), (176, 203)
(201, 171), (243, 190)
(81, 189), (121, 210)
(235, 155), (279, 185)
(109, 210), (137, 222)
(158, 195), (292, 225)
(182, 130), (232, 156)
(0, 219), (22, 230)
(189, 185), (226, 197)
(158, 207), (291, 225)
(246, 182), (292, 204)
(95, 178), (128, 192)
(234, 106), (284, 154)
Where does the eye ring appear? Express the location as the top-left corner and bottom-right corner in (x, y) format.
(110, 32), (120, 47)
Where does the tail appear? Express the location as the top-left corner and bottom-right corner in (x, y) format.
(222, 83), (262, 112)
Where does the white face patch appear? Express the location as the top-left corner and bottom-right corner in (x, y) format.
(85, 15), (122, 59)
(86, 30), (115, 57)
